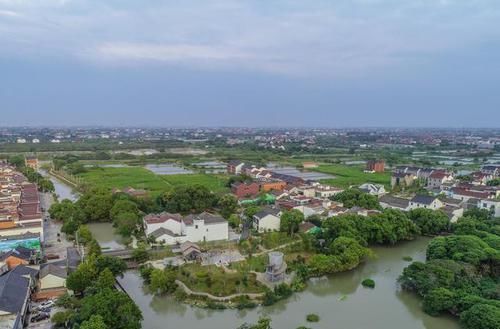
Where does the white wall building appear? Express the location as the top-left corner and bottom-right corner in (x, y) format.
(253, 207), (281, 232)
(144, 212), (228, 245)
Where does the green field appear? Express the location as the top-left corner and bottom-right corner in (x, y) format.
(78, 166), (229, 195)
(160, 174), (229, 193)
(78, 167), (170, 194)
(312, 164), (391, 188)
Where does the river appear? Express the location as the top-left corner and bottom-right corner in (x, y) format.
(117, 238), (460, 329)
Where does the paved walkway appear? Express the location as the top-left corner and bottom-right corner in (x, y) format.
(175, 280), (264, 301)
(253, 240), (301, 256)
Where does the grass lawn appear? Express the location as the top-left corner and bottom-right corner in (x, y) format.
(313, 164), (391, 188)
(160, 174), (229, 193)
(178, 264), (266, 296)
(78, 167), (229, 195)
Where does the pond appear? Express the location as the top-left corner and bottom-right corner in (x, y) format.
(144, 164), (194, 175)
(267, 165), (335, 181)
(117, 238), (459, 329)
(87, 222), (127, 250)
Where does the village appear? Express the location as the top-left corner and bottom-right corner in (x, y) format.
(1, 150), (499, 328)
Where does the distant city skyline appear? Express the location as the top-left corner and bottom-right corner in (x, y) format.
(1, 1), (499, 127)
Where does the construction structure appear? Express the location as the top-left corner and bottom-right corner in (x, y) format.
(265, 251), (287, 282)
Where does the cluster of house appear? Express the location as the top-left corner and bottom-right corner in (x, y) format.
(0, 161), (80, 328)
(0, 162), (45, 246)
(387, 164), (500, 220)
(0, 245), (80, 328)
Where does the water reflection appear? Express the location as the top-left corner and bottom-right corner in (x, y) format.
(117, 238), (460, 329)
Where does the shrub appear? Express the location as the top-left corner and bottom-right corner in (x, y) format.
(306, 313), (320, 322)
(402, 256), (413, 262)
(361, 278), (375, 288)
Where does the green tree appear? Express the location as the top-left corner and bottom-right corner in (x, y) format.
(66, 262), (97, 294)
(218, 194), (238, 219)
(78, 289), (142, 329)
(114, 211), (140, 237)
(280, 210), (304, 236)
(110, 200), (140, 221)
(149, 268), (177, 294)
(94, 255), (127, 277)
(408, 208), (450, 235)
(80, 315), (108, 329)
(423, 288), (457, 316)
(460, 304), (500, 329)
(331, 188), (381, 210)
(95, 268), (116, 290)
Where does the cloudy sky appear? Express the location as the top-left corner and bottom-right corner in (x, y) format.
(1, 0), (499, 127)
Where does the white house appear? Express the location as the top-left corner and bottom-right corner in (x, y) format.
(477, 199), (500, 217)
(253, 207), (281, 232)
(39, 263), (67, 291)
(359, 183), (386, 196)
(144, 212), (228, 245)
(427, 171), (454, 189)
(408, 195), (443, 210)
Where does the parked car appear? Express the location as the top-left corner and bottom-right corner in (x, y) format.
(40, 300), (55, 308)
(31, 312), (50, 322)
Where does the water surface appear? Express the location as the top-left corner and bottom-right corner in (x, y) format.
(118, 238), (459, 329)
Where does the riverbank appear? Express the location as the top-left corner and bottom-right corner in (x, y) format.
(117, 238), (460, 329)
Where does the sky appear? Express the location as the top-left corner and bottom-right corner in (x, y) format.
(1, 0), (499, 127)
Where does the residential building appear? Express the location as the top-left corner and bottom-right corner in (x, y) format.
(427, 171), (453, 189)
(144, 212), (229, 245)
(481, 165), (500, 177)
(38, 263), (67, 299)
(259, 179), (287, 192)
(24, 156), (38, 170)
(227, 160), (245, 175)
(391, 172), (415, 189)
(408, 195), (444, 210)
(231, 182), (260, 199)
(366, 160), (385, 173)
(477, 199), (500, 217)
(0, 266), (36, 329)
(253, 207), (281, 232)
(359, 183), (386, 196)
(379, 195), (410, 211)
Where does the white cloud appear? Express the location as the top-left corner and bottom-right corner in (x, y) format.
(0, 9), (20, 16)
(96, 43), (253, 62)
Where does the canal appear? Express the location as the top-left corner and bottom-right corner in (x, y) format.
(39, 168), (79, 201)
(117, 238), (460, 329)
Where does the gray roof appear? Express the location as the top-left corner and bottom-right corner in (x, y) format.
(150, 227), (177, 238)
(0, 270), (30, 314)
(254, 207), (281, 219)
(66, 247), (81, 270)
(379, 195), (410, 208)
(40, 263), (67, 279)
(189, 212), (227, 225)
(411, 195), (438, 205)
(11, 265), (39, 279)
